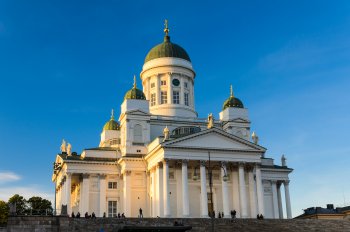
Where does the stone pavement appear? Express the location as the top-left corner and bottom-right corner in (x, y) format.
(5, 216), (350, 232)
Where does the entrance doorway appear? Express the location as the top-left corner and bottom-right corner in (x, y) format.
(108, 201), (117, 217)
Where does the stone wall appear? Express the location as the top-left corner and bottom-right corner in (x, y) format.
(6, 216), (350, 232)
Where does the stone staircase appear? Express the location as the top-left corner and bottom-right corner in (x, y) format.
(6, 216), (350, 232)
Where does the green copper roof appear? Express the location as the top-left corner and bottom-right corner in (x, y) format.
(124, 87), (146, 100)
(144, 36), (191, 63)
(103, 110), (120, 131)
(103, 119), (120, 131)
(124, 76), (146, 100)
(223, 96), (244, 110)
(223, 85), (244, 110)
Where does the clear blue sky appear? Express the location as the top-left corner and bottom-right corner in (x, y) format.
(1, 0), (350, 217)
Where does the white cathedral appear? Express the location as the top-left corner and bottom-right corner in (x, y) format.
(52, 23), (293, 219)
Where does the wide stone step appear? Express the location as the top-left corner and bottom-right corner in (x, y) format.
(5, 216), (350, 232)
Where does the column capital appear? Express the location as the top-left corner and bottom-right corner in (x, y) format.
(157, 161), (163, 168)
(238, 162), (246, 167)
(270, 180), (278, 184)
(284, 180), (290, 185)
(182, 159), (189, 164)
(163, 158), (170, 164)
(82, 173), (90, 179)
(200, 160), (206, 167)
(99, 174), (107, 179)
(66, 172), (72, 177)
(220, 161), (227, 168)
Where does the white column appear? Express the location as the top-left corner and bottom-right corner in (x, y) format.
(82, 173), (90, 214)
(123, 171), (132, 217)
(176, 165), (182, 217)
(200, 161), (209, 218)
(248, 168), (257, 218)
(180, 75), (185, 105)
(99, 174), (107, 217)
(221, 162), (230, 218)
(182, 159), (190, 217)
(238, 163), (248, 218)
(231, 168), (240, 218)
(146, 171), (150, 217)
(151, 169), (156, 217)
(277, 182), (284, 219)
(155, 163), (163, 217)
(78, 179), (83, 214)
(163, 159), (171, 217)
(167, 73), (172, 104)
(255, 164), (265, 215)
(156, 74), (160, 105)
(61, 179), (66, 206)
(65, 173), (72, 216)
(271, 180), (279, 219)
(284, 180), (292, 219)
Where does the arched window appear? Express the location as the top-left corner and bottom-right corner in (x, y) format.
(134, 124), (143, 143)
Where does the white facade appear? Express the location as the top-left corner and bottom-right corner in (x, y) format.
(52, 28), (293, 219)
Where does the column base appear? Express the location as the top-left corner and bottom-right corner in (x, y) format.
(182, 214), (190, 218)
(201, 215), (210, 218)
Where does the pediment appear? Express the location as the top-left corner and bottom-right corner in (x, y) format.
(163, 128), (265, 152)
(126, 109), (150, 115)
(231, 118), (250, 123)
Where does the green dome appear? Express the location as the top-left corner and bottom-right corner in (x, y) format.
(223, 96), (244, 110)
(124, 75), (146, 100)
(103, 111), (120, 131)
(103, 119), (120, 131)
(144, 36), (191, 63)
(124, 87), (146, 100)
(223, 86), (244, 110)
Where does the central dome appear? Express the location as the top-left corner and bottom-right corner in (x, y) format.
(144, 35), (191, 63)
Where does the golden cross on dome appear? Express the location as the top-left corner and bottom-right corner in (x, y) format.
(133, 75), (137, 88)
(164, 19), (169, 36)
(111, 109), (114, 119)
(230, 84), (234, 97)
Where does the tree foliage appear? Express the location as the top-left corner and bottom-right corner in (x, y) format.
(0, 200), (9, 225)
(27, 196), (52, 215)
(8, 194), (27, 215)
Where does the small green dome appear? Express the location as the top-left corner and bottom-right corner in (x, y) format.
(103, 110), (120, 131)
(124, 75), (146, 100)
(223, 96), (244, 110)
(144, 36), (191, 63)
(223, 85), (244, 110)
(124, 87), (146, 100)
(103, 119), (120, 131)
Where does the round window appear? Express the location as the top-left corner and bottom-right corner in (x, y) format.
(172, 79), (180, 86)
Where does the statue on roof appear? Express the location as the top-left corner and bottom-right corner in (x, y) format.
(252, 131), (259, 144)
(60, 139), (67, 153)
(207, 113), (214, 129)
(281, 155), (287, 167)
(67, 143), (72, 156)
(163, 126), (170, 141)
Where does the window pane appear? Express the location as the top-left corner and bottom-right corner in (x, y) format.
(161, 91), (167, 104)
(173, 91), (179, 104)
(184, 93), (189, 106)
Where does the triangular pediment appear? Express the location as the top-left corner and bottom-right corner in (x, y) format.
(125, 109), (150, 115)
(231, 118), (250, 123)
(163, 127), (265, 152)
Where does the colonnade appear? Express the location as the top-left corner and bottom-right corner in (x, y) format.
(56, 173), (107, 217)
(149, 159), (292, 219)
(149, 160), (266, 218)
